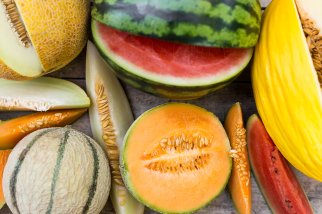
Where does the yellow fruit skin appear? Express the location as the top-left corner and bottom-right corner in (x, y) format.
(0, 60), (29, 81)
(252, 0), (322, 181)
(15, 0), (89, 73)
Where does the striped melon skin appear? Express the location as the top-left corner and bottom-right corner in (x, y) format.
(2, 127), (111, 214)
(92, 0), (261, 48)
(92, 21), (254, 100)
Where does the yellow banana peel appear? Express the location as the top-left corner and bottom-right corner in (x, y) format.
(252, 0), (322, 181)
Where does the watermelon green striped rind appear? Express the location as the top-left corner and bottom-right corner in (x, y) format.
(92, 20), (253, 100)
(92, 0), (261, 48)
(3, 127), (111, 214)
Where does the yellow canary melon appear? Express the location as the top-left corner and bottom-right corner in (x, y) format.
(252, 0), (322, 180)
(0, 0), (89, 80)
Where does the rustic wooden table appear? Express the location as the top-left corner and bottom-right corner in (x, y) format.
(1, 0), (322, 213)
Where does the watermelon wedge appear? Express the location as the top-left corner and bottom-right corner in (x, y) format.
(92, 20), (253, 99)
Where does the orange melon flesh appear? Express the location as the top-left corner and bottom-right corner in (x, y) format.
(121, 103), (231, 213)
(0, 150), (11, 209)
(224, 103), (251, 214)
(0, 108), (87, 149)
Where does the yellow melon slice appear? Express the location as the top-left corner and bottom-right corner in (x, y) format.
(0, 0), (89, 80)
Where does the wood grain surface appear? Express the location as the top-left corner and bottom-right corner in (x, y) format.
(1, 0), (322, 213)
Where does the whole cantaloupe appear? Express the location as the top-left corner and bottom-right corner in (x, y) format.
(2, 127), (111, 214)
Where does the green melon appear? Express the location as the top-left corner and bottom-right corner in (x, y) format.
(0, 77), (90, 111)
(86, 41), (144, 214)
(92, 20), (253, 100)
(2, 127), (111, 214)
(92, 0), (261, 48)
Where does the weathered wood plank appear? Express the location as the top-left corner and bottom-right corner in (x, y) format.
(260, 0), (271, 8)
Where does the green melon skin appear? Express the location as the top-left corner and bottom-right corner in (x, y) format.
(119, 103), (232, 213)
(92, 0), (261, 48)
(91, 20), (253, 100)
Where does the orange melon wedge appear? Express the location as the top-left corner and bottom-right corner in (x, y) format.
(0, 150), (11, 209)
(0, 108), (87, 149)
(224, 103), (251, 214)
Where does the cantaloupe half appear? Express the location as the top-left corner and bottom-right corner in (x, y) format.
(0, 0), (89, 80)
(121, 103), (232, 213)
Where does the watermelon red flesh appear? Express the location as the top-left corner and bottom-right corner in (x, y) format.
(96, 22), (252, 84)
(247, 115), (313, 214)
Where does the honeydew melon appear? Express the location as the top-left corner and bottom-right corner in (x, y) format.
(86, 41), (144, 214)
(0, 77), (90, 111)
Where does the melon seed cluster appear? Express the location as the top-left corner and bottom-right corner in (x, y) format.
(95, 81), (124, 186)
(1, 0), (29, 47)
(18, 113), (65, 134)
(159, 133), (212, 152)
(301, 17), (322, 88)
(143, 132), (214, 174)
(145, 154), (211, 174)
(229, 125), (249, 185)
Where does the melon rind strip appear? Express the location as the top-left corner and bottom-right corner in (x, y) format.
(86, 41), (144, 214)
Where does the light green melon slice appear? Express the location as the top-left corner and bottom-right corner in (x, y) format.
(0, 77), (90, 111)
(86, 41), (144, 214)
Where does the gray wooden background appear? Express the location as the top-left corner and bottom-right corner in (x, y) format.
(1, 0), (322, 213)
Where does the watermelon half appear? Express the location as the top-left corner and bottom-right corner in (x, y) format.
(92, 0), (262, 48)
(92, 20), (253, 100)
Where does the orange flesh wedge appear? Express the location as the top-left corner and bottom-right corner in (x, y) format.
(0, 108), (87, 149)
(0, 150), (11, 209)
(224, 102), (251, 214)
(122, 103), (231, 213)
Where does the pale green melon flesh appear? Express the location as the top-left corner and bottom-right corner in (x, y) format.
(86, 41), (144, 214)
(0, 77), (90, 111)
(0, 2), (42, 77)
